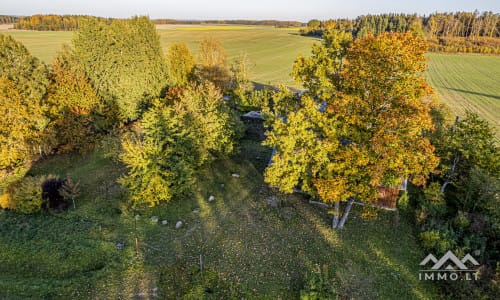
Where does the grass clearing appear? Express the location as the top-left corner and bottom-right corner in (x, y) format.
(426, 53), (500, 138)
(0, 130), (441, 298)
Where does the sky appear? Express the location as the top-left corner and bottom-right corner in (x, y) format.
(1, 0), (499, 22)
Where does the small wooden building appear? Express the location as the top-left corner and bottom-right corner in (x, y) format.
(374, 179), (407, 210)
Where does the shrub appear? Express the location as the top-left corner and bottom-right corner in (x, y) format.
(233, 89), (273, 111)
(419, 230), (454, 255)
(5, 176), (44, 214)
(300, 264), (338, 300)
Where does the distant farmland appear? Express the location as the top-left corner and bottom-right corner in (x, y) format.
(426, 53), (500, 138)
(1, 26), (498, 135)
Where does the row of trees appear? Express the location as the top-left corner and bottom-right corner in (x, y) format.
(11, 14), (303, 31)
(0, 15), (18, 24)
(13, 15), (113, 31)
(303, 12), (500, 38)
(1, 16), (245, 210)
(302, 12), (500, 54)
(153, 19), (303, 28)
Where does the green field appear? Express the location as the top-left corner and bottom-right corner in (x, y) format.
(426, 53), (500, 137)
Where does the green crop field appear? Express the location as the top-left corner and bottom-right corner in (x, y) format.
(426, 53), (500, 137)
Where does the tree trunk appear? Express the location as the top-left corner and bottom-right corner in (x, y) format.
(332, 201), (340, 229)
(337, 198), (354, 230)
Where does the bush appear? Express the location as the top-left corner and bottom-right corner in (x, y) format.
(233, 89), (273, 111)
(3, 176), (44, 214)
(419, 230), (454, 254)
(300, 264), (338, 300)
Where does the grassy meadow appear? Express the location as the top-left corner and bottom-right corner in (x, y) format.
(0, 134), (440, 298)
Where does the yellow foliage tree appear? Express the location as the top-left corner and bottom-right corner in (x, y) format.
(265, 32), (439, 229)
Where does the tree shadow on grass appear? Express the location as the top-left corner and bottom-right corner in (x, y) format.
(437, 86), (500, 100)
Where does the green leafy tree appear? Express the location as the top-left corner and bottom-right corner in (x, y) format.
(0, 33), (49, 101)
(166, 43), (195, 87)
(178, 82), (243, 163)
(1, 175), (56, 214)
(265, 32), (439, 229)
(119, 82), (242, 207)
(197, 36), (231, 90)
(119, 105), (198, 207)
(73, 17), (168, 122)
(436, 112), (499, 194)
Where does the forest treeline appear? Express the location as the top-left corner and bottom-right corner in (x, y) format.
(13, 15), (113, 31)
(11, 14), (303, 30)
(302, 12), (500, 54)
(153, 19), (303, 27)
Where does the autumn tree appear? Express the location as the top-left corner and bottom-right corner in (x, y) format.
(0, 78), (48, 171)
(73, 17), (168, 122)
(166, 43), (195, 87)
(46, 46), (101, 153)
(197, 36), (231, 90)
(265, 32), (439, 229)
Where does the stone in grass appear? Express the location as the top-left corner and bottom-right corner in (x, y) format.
(231, 173), (240, 178)
(135, 214), (141, 220)
(220, 183), (225, 188)
(208, 195), (215, 202)
(161, 220), (168, 225)
(193, 208), (200, 214)
(267, 196), (280, 207)
(175, 221), (183, 229)
(151, 216), (159, 223)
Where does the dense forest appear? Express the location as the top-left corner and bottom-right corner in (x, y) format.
(13, 15), (113, 31)
(11, 14), (303, 30)
(302, 12), (500, 54)
(302, 12), (500, 38)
